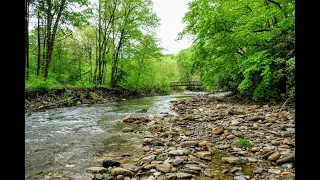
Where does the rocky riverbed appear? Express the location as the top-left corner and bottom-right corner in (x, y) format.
(82, 93), (295, 180)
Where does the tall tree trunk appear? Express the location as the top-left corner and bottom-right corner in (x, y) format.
(37, 10), (41, 76)
(110, 28), (124, 88)
(88, 45), (92, 83)
(44, 0), (67, 80)
(25, 0), (29, 79)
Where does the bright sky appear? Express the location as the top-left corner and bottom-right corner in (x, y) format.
(152, 0), (192, 54)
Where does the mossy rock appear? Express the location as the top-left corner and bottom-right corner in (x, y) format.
(87, 92), (98, 103)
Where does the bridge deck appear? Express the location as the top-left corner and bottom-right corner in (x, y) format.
(170, 81), (202, 86)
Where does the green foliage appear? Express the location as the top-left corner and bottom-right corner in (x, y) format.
(179, 0), (295, 101)
(237, 138), (253, 148)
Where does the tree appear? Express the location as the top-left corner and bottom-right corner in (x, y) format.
(180, 0), (295, 101)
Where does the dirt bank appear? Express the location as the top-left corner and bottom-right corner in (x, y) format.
(25, 87), (168, 113)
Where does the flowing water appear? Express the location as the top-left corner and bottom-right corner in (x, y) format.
(25, 91), (207, 179)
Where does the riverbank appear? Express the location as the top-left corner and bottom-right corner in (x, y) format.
(25, 87), (169, 113)
(83, 92), (295, 180)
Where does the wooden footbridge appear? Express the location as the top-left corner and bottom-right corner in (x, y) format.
(170, 81), (202, 87)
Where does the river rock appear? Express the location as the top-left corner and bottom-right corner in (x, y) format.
(121, 164), (139, 172)
(222, 157), (241, 164)
(216, 104), (228, 109)
(212, 126), (224, 135)
(172, 157), (184, 165)
(268, 169), (281, 175)
(86, 167), (107, 174)
(143, 164), (156, 170)
(281, 131), (292, 137)
(234, 176), (246, 180)
(276, 154), (295, 164)
(268, 151), (281, 161)
(156, 163), (171, 173)
(218, 144), (231, 149)
(116, 175), (124, 180)
(110, 168), (134, 176)
(176, 172), (193, 179)
(232, 130), (243, 137)
(142, 155), (157, 163)
(196, 151), (212, 160)
(231, 119), (240, 126)
(169, 149), (184, 155)
(180, 141), (198, 147)
(231, 167), (242, 173)
(247, 116), (265, 121)
(93, 173), (104, 180)
(102, 159), (120, 168)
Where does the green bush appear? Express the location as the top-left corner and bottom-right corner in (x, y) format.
(237, 138), (253, 148)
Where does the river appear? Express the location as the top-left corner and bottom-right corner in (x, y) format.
(25, 91), (206, 179)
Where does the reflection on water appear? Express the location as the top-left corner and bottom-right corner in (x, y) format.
(25, 91), (206, 179)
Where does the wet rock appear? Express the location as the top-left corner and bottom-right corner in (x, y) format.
(156, 163), (171, 173)
(122, 115), (131, 122)
(144, 138), (154, 143)
(110, 168), (134, 176)
(222, 157), (241, 165)
(86, 167), (107, 174)
(102, 160), (121, 168)
(176, 172), (193, 179)
(122, 127), (133, 132)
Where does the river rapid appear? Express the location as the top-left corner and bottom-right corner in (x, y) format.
(25, 91), (207, 179)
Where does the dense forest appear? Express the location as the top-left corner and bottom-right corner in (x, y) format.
(25, 0), (294, 102)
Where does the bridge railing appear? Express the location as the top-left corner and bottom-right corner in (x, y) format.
(170, 81), (202, 86)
